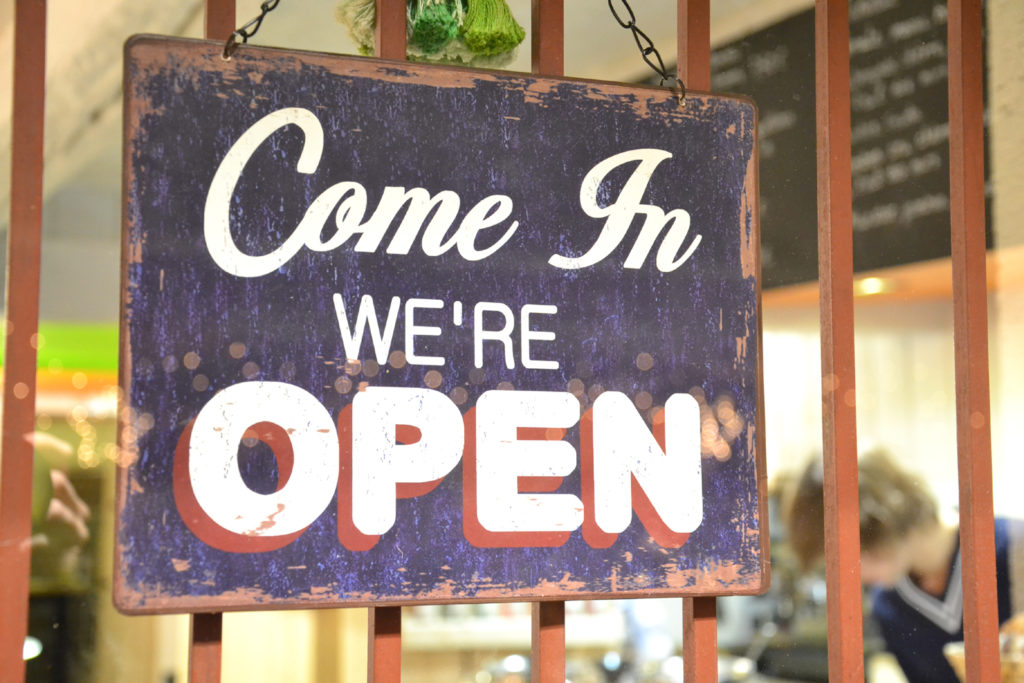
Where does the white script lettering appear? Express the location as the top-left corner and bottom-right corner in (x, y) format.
(204, 108), (520, 277)
(548, 149), (702, 272)
(204, 109), (698, 276)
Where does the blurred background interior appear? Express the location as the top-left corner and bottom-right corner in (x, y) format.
(3, 0), (1024, 680)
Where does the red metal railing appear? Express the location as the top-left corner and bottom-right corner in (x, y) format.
(0, 1), (47, 680)
(186, 7), (234, 682)
(814, 1), (864, 680)
(0, 0), (1000, 681)
(676, 5), (718, 680)
(528, 4), (568, 678)
(948, 0), (1001, 679)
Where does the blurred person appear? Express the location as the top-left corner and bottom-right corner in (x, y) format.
(29, 431), (92, 587)
(786, 451), (1024, 683)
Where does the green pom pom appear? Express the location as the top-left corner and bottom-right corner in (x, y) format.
(408, 34), (520, 68)
(409, 0), (462, 54)
(462, 0), (525, 57)
(338, 0), (523, 64)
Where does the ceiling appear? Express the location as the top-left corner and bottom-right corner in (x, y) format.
(0, 0), (808, 323)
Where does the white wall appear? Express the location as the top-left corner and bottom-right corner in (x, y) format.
(764, 299), (959, 509)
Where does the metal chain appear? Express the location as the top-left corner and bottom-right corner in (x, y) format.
(223, 0), (282, 60)
(607, 0), (685, 100)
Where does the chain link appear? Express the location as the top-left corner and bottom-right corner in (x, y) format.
(607, 0), (685, 100)
(223, 0), (282, 60)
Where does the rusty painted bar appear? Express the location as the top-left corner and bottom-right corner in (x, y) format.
(677, 4), (717, 680)
(186, 4), (235, 680)
(947, 1), (1001, 680)
(0, 0), (46, 679)
(683, 597), (717, 683)
(531, 602), (565, 683)
(531, 0), (563, 77)
(371, 7), (405, 679)
(374, 0), (406, 61)
(193, 3), (233, 677)
(528, 4), (565, 679)
(188, 613), (223, 683)
(677, 0), (710, 90)
(204, 0), (235, 43)
(814, 1), (863, 680)
(369, 606), (401, 683)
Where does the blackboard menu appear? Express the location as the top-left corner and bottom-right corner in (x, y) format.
(708, 0), (990, 288)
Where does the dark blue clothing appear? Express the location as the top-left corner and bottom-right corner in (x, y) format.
(871, 518), (1018, 683)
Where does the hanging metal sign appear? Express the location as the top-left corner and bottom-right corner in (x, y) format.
(116, 36), (765, 613)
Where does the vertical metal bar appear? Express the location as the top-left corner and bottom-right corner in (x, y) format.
(371, 5), (405, 677)
(190, 4), (233, 679)
(374, 0), (407, 61)
(189, 613), (223, 683)
(531, 602), (565, 683)
(0, 0), (46, 679)
(814, 1), (863, 681)
(683, 598), (717, 683)
(947, 1), (1001, 681)
(531, 0), (564, 77)
(677, 0), (710, 90)
(370, 6), (405, 679)
(677, 5), (717, 680)
(204, 0), (235, 42)
(368, 606), (402, 683)
(528, 5), (566, 679)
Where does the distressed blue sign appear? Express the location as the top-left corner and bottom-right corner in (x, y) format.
(116, 36), (765, 612)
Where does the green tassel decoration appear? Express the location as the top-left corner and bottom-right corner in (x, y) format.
(407, 39), (519, 69)
(335, 0), (376, 54)
(461, 0), (525, 57)
(336, 0), (523, 65)
(408, 0), (462, 53)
